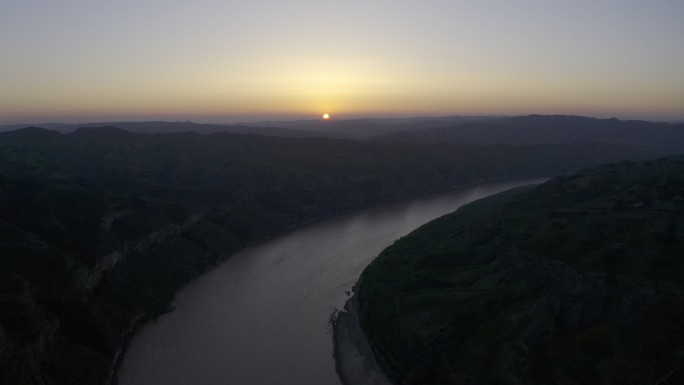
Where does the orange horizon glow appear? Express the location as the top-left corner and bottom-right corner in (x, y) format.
(1, 2), (682, 124)
(3, 59), (683, 124)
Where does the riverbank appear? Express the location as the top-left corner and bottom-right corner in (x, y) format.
(347, 157), (684, 384)
(116, 179), (549, 385)
(333, 283), (393, 385)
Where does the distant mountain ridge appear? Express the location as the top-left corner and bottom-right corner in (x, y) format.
(0, 121), (319, 138)
(239, 115), (504, 139)
(371, 115), (684, 150)
(3, 115), (683, 147)
(0, 116), (501, 140)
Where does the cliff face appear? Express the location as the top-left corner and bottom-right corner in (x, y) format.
(0, 174), (384, 385)
(0, 178), (191, 384)
(0, 176), (355, 385)
(0, 127), (679, 385)
(357, 156), (684, 385)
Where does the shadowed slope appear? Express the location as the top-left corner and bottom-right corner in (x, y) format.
(358, 156), (684, 385)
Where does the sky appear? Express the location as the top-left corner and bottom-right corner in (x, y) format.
(1, 0), (683, 124)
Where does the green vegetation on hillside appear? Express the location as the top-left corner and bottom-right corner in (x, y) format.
(357, 156), (684, 384)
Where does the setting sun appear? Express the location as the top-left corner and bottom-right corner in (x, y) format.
(322, 113), (330, 120)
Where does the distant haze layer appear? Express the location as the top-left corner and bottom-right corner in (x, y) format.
(1, 1), (683, 123)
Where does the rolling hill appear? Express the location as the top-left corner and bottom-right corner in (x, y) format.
(356, 156), (684, 385)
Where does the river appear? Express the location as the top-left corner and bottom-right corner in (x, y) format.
(117, 179), (547, 385)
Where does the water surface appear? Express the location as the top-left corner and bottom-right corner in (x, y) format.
(118, 179), (546, 385)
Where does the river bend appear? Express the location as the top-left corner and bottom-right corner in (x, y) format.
(118, 179), (546, 385)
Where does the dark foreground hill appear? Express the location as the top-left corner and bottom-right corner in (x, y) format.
(356, 156), (684, 385)
(0, 126), (679, 384)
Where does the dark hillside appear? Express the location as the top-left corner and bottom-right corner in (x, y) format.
(357, 156), (684, 385)
(1, 126), (668, 211)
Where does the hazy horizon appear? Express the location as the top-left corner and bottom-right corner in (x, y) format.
(2, 1), (683, 124)
(4, 112), (684, 128)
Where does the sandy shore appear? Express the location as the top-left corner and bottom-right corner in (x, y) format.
(333, 290), (394, 385)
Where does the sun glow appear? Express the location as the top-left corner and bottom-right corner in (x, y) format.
(322, 113), (330, 120)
